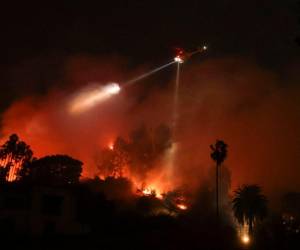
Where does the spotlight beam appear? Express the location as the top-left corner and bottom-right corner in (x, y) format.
(68, 60), (175, 115)
(124, 61), (175, 86)
(68, 44), (208, 115)
(172, 62), (180, 130)
(69, 83), (121, 114)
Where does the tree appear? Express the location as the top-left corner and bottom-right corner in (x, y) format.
(0, 134), (33, 182)
(129, 125), (154, 175)
(210, 140), (228, 219)
(97, 136), (130, 178)
(232, 185), (267, 235)
(207, 164), (232, 213)
(96, 124), (172, 181)
(129, 124), (172, 179)
(19, 154), (82, 185)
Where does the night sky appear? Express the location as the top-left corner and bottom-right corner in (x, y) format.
(0, 1), (298, 60)
(0, 1), (299, 102)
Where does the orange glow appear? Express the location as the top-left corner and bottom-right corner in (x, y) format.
(1, 157), (25, 182)
(1, 57), (300, 199)
(177, 204), (188, 210)
(142, 188), (153, 195)
(141, 186), (163, 199)
(108, 143), (114, 150)
(142, 188), (154, 196)
(239, 224), (251, 245)
(241, 234), (250, 244)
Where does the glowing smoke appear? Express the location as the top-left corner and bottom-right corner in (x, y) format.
(0, 56), (300, 198)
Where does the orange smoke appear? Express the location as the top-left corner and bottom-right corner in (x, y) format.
(1, 56), (300, 199)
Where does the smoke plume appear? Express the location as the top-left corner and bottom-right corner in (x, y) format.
(1, 55), (299, 197)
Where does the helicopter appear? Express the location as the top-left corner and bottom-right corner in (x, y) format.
(174, 45), (207, 63)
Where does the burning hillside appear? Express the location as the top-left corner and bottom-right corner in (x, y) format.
(95, 124), (175, 195)
(0, 55), (299, 200)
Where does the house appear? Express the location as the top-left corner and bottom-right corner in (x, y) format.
(0, 183), (88, 235)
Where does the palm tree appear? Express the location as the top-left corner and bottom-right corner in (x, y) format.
(0, 134), (19, 180)
(210, 140), (228, 219)
(0, 134), (33, 181)
(232, 185), (267, 235)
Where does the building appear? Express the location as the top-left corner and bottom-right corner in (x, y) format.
(0, 183), (87, 235)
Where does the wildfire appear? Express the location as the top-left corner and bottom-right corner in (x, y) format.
(141, 187), (163, 199)
(239, 224), (251, 245)
(177, 204), (188, 210)
(108, 143), (114, 150)
(142, 188), (153, 196)
(241, 234), (250, 244)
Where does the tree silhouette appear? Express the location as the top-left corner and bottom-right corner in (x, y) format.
(232, 185), (267, 235)
(97, 136), (130, 178)
(129, 125), (155, 175)
(0, 134), (33, 182)
(19, 154), (82, 185)
(210, 140), (227, 219)
(129, 124), (172, 179)
(96, 124), (172, 180)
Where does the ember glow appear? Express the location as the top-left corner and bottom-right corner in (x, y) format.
(108, 144), (114, 150)
(241, 234), (250, 244)
(239, 224), (251, 245)
(177, 204), (188, 210)
(69, 82), (121, 114)
(141, 187), (163, 199)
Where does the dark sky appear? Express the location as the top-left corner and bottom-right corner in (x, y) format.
(0, 0), (299, 110)
(0, 1), (299, 62)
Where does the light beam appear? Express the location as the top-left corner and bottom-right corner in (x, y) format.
(69, 82), (121, 114)
(124, 61), (175, 86)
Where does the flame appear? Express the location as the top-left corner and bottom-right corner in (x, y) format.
(141, 186), (163, 199)
(177, 204), (188, 210)
(239, 224), (251, 245)
(101, 138), (171, 200)
(108, 143), (114, 150)
(241, 234), (250, 244)
(142, 188), (153, 196)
